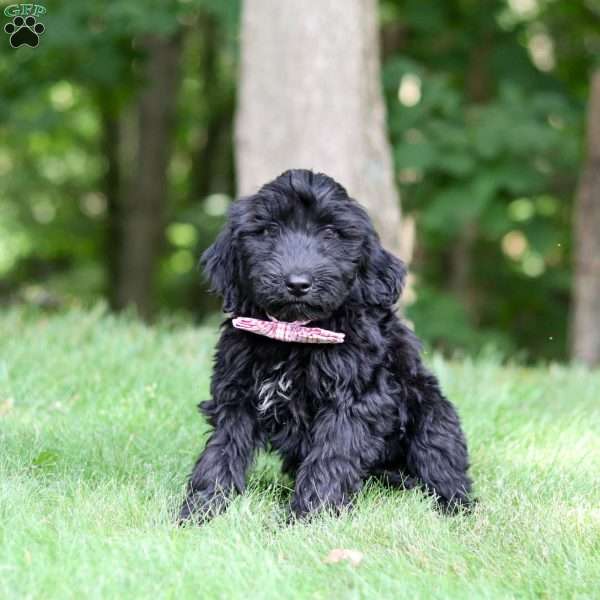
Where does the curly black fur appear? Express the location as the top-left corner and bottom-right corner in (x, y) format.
(179, 169), (472, 522)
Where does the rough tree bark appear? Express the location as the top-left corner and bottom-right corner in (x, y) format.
(571, 69), (600, 367)
(116, 35), (181, 318)
(235, 0), (403, 259)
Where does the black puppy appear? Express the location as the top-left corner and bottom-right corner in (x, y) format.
(179, 169), (471, 522)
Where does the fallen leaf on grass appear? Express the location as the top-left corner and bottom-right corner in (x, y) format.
(323, 548), (364, 567)
(0, 398), (14, 416)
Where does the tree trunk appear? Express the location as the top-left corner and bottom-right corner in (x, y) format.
(571, 69), (600, 367)
(235, 0), (403, 259)
(449, 26), (494, 321)
(189, 12), (236, 202)
(116, 34), (181, 318)
(98, 97), (122, 309)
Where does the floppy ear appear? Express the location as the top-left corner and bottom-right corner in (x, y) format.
(200, 224), (240, 313)
(352, 234), (406, 307)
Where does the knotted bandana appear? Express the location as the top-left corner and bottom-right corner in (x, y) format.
(232, 315), (345, 344)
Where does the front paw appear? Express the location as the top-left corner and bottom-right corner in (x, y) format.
(437, 490), (476, 514)
(289, 497), (312, 521)
(290, 490), (349, 520)
(177, 490), (227, 525)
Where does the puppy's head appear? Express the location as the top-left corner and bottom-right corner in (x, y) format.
(202, 169), (405, 320)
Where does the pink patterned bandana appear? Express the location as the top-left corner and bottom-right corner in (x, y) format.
(232, 315), (345, 344)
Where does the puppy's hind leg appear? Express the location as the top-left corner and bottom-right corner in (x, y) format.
(404, 377), (472, 511)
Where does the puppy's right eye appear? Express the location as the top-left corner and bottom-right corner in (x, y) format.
(260, 224), (279, 237)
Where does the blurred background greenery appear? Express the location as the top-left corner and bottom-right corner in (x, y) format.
(1, 0), (599, 364)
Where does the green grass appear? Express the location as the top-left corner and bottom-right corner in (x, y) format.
(1, 307), (599, 599)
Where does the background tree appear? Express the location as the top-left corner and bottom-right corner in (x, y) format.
(572, 70), (600, 366)
(235, 0), (404, 260)
(115, 34), (181, 317)
(538, 0), (600, 367)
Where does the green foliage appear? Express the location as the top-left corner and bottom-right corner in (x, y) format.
(0, 0), (596, 360)
(0, 0), (238, 313)
(1, 308), (599, 598)
(382, 0), (589, 360)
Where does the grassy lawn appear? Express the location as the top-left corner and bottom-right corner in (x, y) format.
(1, 307), (599, 599)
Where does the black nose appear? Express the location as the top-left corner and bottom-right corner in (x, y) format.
(285, 272), (313, 296)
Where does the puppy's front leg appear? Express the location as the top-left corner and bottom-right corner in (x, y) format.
(291, 407), (380, 518)
(179, 402), (260, 523)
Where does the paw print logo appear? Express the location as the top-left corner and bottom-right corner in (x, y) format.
(4, 15), (45, 48)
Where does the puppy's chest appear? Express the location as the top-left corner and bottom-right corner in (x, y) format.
(252, 357), (325, 429)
